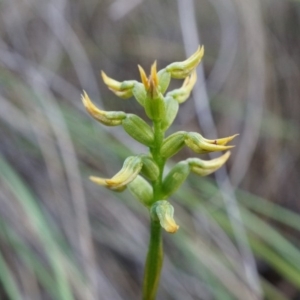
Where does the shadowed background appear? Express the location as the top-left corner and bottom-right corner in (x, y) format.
(0, 0), (300, 299)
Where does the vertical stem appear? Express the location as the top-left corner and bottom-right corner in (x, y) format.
(142, 120), (165, 300)
(142, 220), (163, 300)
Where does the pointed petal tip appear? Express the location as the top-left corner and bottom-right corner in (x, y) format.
(138, 64), (148, 88)
(151, 60), (157, 73)
(101, 70), (107, 82)
(101, 71), (111, 86)
(223, 145), (235, 150)
(190, 45), (204, 60)
(227, 133), (239, 140)
(81, 91), (93, 110)
(89, 176), (108, 185)
(101, 71), (122, 91)
(195, 45), (204, 58)
(137, 64), (146, 75)
(81, 93), (86, 104)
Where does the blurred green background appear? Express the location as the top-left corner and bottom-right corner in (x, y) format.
(0, 0), (300, 299)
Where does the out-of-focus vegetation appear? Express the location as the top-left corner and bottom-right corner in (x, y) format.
(0, 0), (300, 299)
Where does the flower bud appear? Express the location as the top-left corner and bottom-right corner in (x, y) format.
(161, 96), (179, 131)
(160, 131), (186, 158)
(101, 71), (135, 99)
(128, 175), (153, 207)
(187, 151), (231, 176)
(150, 201), (179, 233)
(166, 46), (204, 79)
(185, 132), (235, 154)
(122, 114), (154, 146)
(162, 161), (190, 199)
(166, 71), (197, 104)
(138, 62), (166, 121)
(81, 91), (126, 126)
(140, 155), (160, 181)
(90, 156), (142, 190)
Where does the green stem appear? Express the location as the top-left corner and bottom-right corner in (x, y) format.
(142, 120), (165, 300)
(142, 220), (163, 300)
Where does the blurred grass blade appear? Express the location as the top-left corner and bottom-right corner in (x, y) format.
(211, 209), (300, 288)
(240, 207), (300, 272)
(251, 239), (300, 288)
(261, 279), (289, 300)
(173, 230), (253, 300)
(0, 248), (22, 300)
(238, 191), (300, 232)
(0, 154), (74, 300)
(0, 220), (61, 299)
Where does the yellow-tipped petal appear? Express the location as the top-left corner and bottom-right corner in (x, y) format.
(166, 46), (204, 79)
(138, 62), (159, 98)
(89, 176), (107, 186)
(81, 90), (126, 126)
(90, 176), (127, 192)
(89, 176), (126, 192)
(161, 214), (179, 233)
(151, 201), (179, 234)
(105, 156), (143, 188)
(166, 71), (197, 104)
(203, 134), (239, 146)
(186, 46), (204, 66)
(101, 71), (134, 99)
(185, 132), (235, 154)
(148, 61), (160, 98)
(89, 157), (142, 191)
(81, 91), (104, 119)
(188, 151), (231, 177)
(150, 61), (159, 87)
(182, 70), (197, 89)
(105, 166), (141, 187)
(138, 65), (149, 90)
(101, 71), (122, 90)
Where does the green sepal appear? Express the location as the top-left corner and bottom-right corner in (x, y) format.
(157, 69), (171, 94)
(128, 175), (153, 207)
(160, 131), (186, 158)
(120, 80), (136, 90)
(161, 161), (190, 199)
(132, 82), (147, 107)
(140, 155), (160, 181)
(122, 114), (154, 146)
(161, 96), (179, 131)
(144, 94), (166, 121)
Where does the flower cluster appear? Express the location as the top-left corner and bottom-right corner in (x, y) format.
(82, 46), (237, 233)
